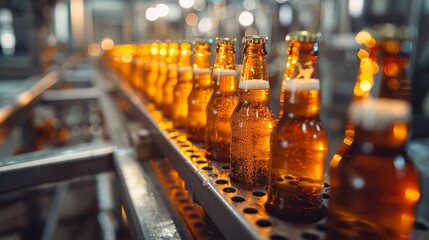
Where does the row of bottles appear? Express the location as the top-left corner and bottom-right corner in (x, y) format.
(103, 24), (420, 239)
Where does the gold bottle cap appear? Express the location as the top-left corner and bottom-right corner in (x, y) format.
(215, 37), (237, 44)
(286, 31), (321, 42)
(242, 35), (268, 44)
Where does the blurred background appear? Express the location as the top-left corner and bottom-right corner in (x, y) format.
(0, 0), (428, 239)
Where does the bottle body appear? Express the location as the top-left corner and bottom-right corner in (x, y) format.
(230, 80), (275, 186)
(154, 42), (169, 107)
(206, 70), (238, 162)
(187, 69), (213, 142)
(146, 43), (159, 102)
(162, 63), (178, 118)
(172, 42), (193, 129)
(327, 98), (419, 240)
(267, 80), (328, 222)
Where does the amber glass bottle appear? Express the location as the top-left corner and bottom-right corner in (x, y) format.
(146, 42), (159, 101)
(139, 43), (152, 95)
(172, 41), (193, 129)
(187, 39), (213, 142)
(265, 31), (328, 222)
(154, 42), (169, 107)
(230, 35), (276, 187)
(131, 44), (144, 91)
(162, 42), (180, 118)
(327, 24), (419, 240)
(206, 38), (238, 162)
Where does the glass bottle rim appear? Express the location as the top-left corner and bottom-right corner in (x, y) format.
(216, 37), (237, 44)
(242, 35), (268, 44)
(286, 31), (321, 42)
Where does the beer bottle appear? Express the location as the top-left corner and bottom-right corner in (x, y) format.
(230, 35), (276, 187)
(162, 42), (180, 118)
(140, 43), (152, 96)
(327, 24), (419, 239)
(154, 42), (169, 107)
(146, 42), (159, 102)
(131, 44), (145, 91)
(172, 41), (193, 129)
(265, 31), (328, 222)
(206, 37), (238, 162)
(187, 39), (213, 142)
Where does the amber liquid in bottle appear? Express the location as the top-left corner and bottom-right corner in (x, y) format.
(146, 42), (159, 102)
(266, 32), (328, 222)
(154, 42), (169, 108)
(162, 42), (180, 118)
(187, 40), (213, 142)
(206, 38), (238, 162)
(172, 42), (193, 129)
(230, 36), (275, 187)
(327, 99), (419, 240)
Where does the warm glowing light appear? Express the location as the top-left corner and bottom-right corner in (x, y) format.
(359, 80), (372, 92)
(279, 4), (293, 27)
(179, 0), (194, 8)
(156, 4), (169, 17)
(393, 123), (408, 140)
(239, 11), (254, 27)
(0, 32), (16, 49)
(387, 78), (400, 91)
(355, 31), (371, 44)
(198, 17), (213, 33)
(185, 13), (198, 26)
(357, 49), (369, 59)
(405, 189), (420, 202)
(146, 7), (158, 21)
(330, 154), (342, 168)
(343, 136), (354, 145)
(101, 37), (114, 51)
(88, 43), (101, 56)
(384, 63), (399, 77)
(121, 55), (132, 63)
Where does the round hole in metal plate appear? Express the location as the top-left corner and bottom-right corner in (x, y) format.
(180, 144), (189, 148)
(414, 221), (429, 231)
(322, 193), (330, 199)
(231, 196), (246, 203)
(243, 207), (258, 214)
(270, 233), (289, 240)
(189, 213), (200, 219)
(179, 199), (189, 204)
(222, 187), (236, 193)
(190, 154), (200, 158)
(256, 219), (272, 227)
(324, 182), (330, 188)
(194, 222), (206, 228)
(183, 205), (194, 211)
(301, 231), (320, 240)
(221, 165), (230, 170)
(175, 192), (184, 197)
(316, 223), (327, 232)
(170, 186), (179, 190)
(215, 179), (228, 185)
(202, 166), (213, 171)
(186, 149), (194, 153)
(196, 160), (207, 164)
(252, 190), (266, 197)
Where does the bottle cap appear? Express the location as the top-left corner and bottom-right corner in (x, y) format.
(286, 31), (321, 42)
(215, 37), (237, 44)
(242, 35), (268, 44)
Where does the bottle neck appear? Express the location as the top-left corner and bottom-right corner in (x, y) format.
(194, 44), (211, 69)
(214, 44), (235, 70)
(282, 41), (320, 117)
(241, 43), (268, 81)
